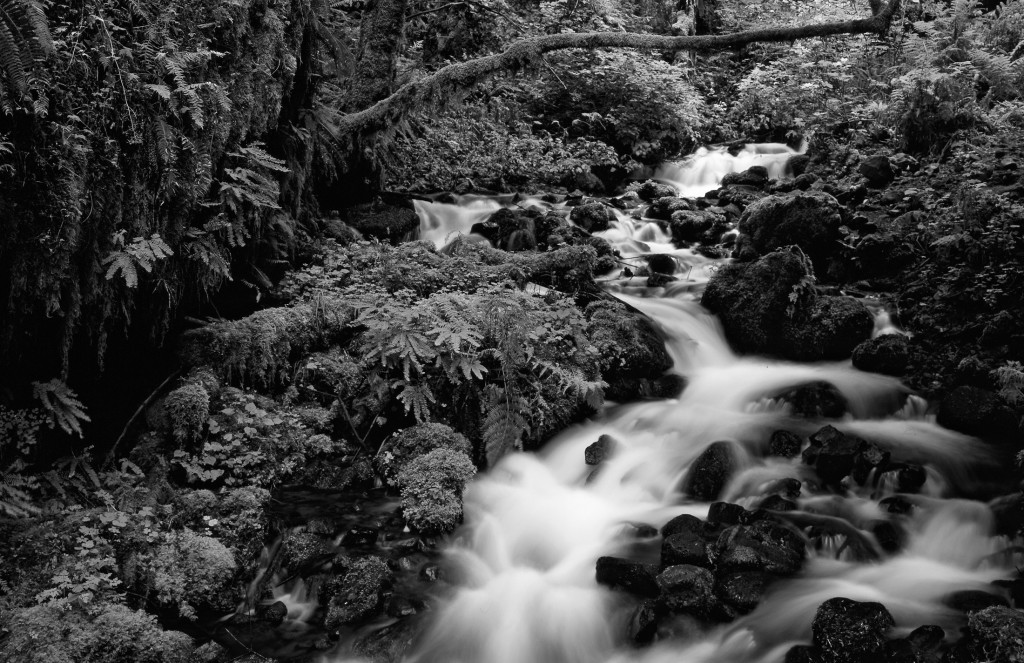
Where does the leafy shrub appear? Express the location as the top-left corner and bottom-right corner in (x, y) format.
(889, 64), (980, 153)
(528, 50), (707, 162)
(397, 448), (476, 534)
(375, 422), (472, 486)
(0, 603), (193, 663)
(163, 382), (209, 445)
(146, 528), (236, 619)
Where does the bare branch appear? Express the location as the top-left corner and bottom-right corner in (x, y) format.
(327, 0), (902, 137)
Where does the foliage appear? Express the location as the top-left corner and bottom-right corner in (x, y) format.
(528, 49), (707, 163)
(386, 97), (622, 192)
(103, 232), (174, 289)
(31, 379), (90, 437)
(0, 0), (52, 114)
(163, 381), (210, 445)
(397, 447), (476, 533)
(144, 528), (237, 619)
(0, 603), (194, 663)
(993, 360), (1024, 405)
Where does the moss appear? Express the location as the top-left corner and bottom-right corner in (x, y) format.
(375, 422), (473, 486)
(163, 382), (210, 446)
(146, 529), (237, 619)
(968, 606), (1024, 663)
(0, 603), (193, 663)
(323, 556), (394, 629)
(397, 448), (477, 534)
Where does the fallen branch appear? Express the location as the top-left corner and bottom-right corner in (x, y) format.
(328, 0), (902, 137)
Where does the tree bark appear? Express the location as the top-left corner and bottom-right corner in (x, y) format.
(329, 0), (902, 136)
(347, 0), (409, 111)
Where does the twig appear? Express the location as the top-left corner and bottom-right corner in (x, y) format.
(102, 370), (181, 469)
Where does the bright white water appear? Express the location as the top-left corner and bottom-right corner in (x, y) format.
(324, 146), (1017, 663)
(655, 143), (804, 199)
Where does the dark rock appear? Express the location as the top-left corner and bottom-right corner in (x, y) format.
(779, 296), (875, 362)
(649, 196), (694, 220)
(992, 493), (1024, 537)
(760, 495), (797, 511)
(595, 556), (660, 597)
(722, 166), (769, 187)
(662, 513), (706, 539)
(669, 209), (729, 245)
(684, 441), (737, 502)
(854, 233), (914, 278)
(859, 155), (895, 188)
(347, 204), (419, 243)
(714, 521), (805, 575)
(779, 381), (848, 418)
(341, 526), (379, 547)
(715, 571), (772, 614)
(662, 530), (711, 568)
(881, 639), (918, 663)
(257, 601), (288, 625)
(937, 386), (1016, 438)
(325, 557), (393, 629)
(656, 564), (715, 615)
(385, 596), (418, 617)
(852, 335), (910, 376)
(570, 202), (615, 232)
(851, 442), (891, 484)
(737, 191), (843, 271)
(646, 254), (677, 275)
(804, 425), (865, 486)
(896, 464), (927, 493)
(905, 624), (944, 652)
(784, 645), (822, 663)
(811, 597), (894, 663)
(787, 155), (811, 176)
(770, 430), (803, 458)
(637, 180), (677, 202)
(585, 434), (618, 466)
(419, 563), (441, 582)
(869, 519), (903, 553)
(471, 207), (538, 251)
(879, 495), (915, 515)
(586, 300), (673, 400)
(944, 590), (1009, 613)
(708, 502), (747, 526)
(960, 606), (1024, 662)
(702, 250), (872, 361)
(628, 600), (662, 644)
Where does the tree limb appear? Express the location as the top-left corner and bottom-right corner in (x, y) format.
(328, 0), (902, 136)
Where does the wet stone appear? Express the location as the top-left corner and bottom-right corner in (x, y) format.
(685, 441), (736, 502)
(656, 564), (715, 615)
(812, 597), (894, 663)
(661, 530), (711, 568)
(714, 521), (805, 576)
(944, 589), (1009, 613)
(628, 600), (662, 644)
(661, 513), (706, 539)
(585, 434), (618, 466)
(596, 556), (660, 597)
(341, 526), (379, 547)
(707, 502), (747, 527)
(781, 381), (848, 418)
(769, 430), (803, 458)
(715, 571), (772, 615)
(760, 495), (797, 512)
(896, 464), (927, 493)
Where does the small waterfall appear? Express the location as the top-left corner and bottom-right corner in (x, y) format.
(655, 143), (804, 198)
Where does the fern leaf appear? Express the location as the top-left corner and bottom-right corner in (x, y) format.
(32, 379), (90, 437)
(104, 252), (139, 288)
(482, 389), (527, 467)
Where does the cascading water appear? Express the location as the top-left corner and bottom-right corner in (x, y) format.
(326, 145), (1019, 663)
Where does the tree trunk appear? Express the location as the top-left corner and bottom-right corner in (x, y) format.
(348, 0), (409, 111)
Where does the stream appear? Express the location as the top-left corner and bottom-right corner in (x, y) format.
(336, 143), (1019, 662)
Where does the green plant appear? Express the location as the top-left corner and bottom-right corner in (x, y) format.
(0, 0), (52, 114)
(163, 381), (209, 445)
(146, 528), (236, 619)
(375, 422), (472, 485)
(397, 448), (476, 533)
(993, 360), (1024, 405)
(103, 232), (174, 289)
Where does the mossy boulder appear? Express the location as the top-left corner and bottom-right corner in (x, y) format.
(163, 382), (210, 445)
(0, 603), (193, 663)
(701, 249), (872, 361)
(471, 208), (540, 251)
(324, 556), (394, 629)
(937, 385), (1017, 438)
(397, 448), (476, 534)
(375, 422), (473, 487)
(636, 180), (677, 202)
(569, 201), (615, 232)
(346, 203), (419, 243)
(143, 528), (238, 619)
(809, 597), (895, 663)
(669, 209), (729, 245)
(585, 299), (673, 401)
(960, 605), (1024, 662)
(736, 192), (843, 271)
(852, 334), (911, 376)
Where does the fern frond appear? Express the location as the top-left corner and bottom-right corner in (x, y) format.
(32, 379), (91, 437)
(482, 387), (527, 467)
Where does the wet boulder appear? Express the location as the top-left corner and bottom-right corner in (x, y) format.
(769, 430), (803, 458)
(851, 442), (891, 484)
(852, 335), (910, 376)
(787, 155), (811, 176)
(778, 381), (848, 418)
(656, 564), (715, 616)
(937, 385), (1017, 438)
(471, 208), (538, 251)
(896, 464), (927, 493)
(722, 166), (770, 188)
(684, 441), (737, 502)
(570, 201), (615, 233)
(596, 556), (660, 597)
(347, 203), (419, 243)
(648, 196), (694, 220)
(702, 249), (872, 361)
(714, 520), (805, 576)
(661, 530), (711, 568)
(859, 155), (895, 188)
(585, 300), (673, 401)
(736, 191), (843, 271)
(854, 232), (914, 278)
(779, 296), (874, 362)
(637, 180), (677, 202)
(811, 597), (895, 663)
(662, 513), (707, 539)
(646, 253), (678, 275)
(669, 209), (729, 245)
(803, 425), (865, 486)
(628, 600), (663, 643)
(324, 556), (394, 629)
(715, 571), (773, 615)
(944, 589), (1009, 613)
(585, 434), (618, 465)
(954, 606), (1024, 663)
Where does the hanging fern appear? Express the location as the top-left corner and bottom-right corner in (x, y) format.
(32, 379), (91, 437)
(482, 386), (528, 467)
(0, 0), (52, 113)
(102, 232), (175, 288)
